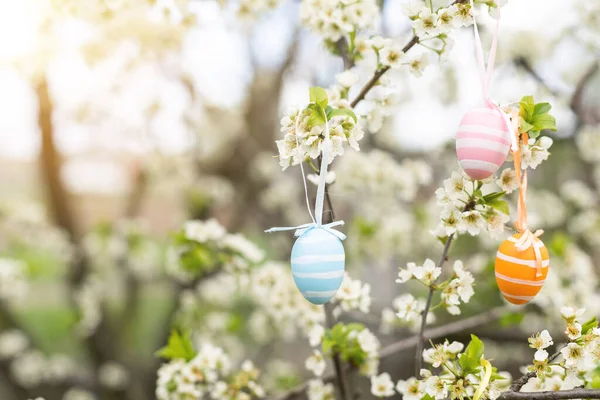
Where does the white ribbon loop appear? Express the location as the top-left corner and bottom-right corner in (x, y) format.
(515, 229), (544, 277)
(266, 105), (346, 241)
(265, 221), (346, 241)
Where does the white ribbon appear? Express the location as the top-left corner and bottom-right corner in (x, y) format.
(514, 229), (544, 277)
(265, 106), (346, 240)
(265, 221), (346, 240)
(469, 0), (518, 152)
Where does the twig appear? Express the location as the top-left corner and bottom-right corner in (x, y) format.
(349, 0), (468, 108)
(335, 38), (354, 70)
(276, 307), (507, 400)
(509, 346), (564, 392)
(570, 62), (599, 126)
(514, 57), (559, 96)
(381, 306), (507, 358)
(414, 233), (455, 375)
(498, 388), (600, 400)
(324, 303), (350, 400)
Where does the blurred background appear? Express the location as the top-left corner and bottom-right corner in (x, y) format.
(0, 0), (599, 399)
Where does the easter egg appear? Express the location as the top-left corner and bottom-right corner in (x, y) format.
(291, 227), (345, 305)
(456, 106), (512, 180)
(494, 233), (549, 305)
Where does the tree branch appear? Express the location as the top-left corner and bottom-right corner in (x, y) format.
(570, 62), (599, 126)
(349, 0), (467, 108)
(276, 308), (507, 400)
(498, 388), (600, 400)
(414, 233), (455, 374)
(324, 303), (350, 400)
(509, 346), (564, 392)
(514, 57), (559, 96)
(381, 306), (507, 359)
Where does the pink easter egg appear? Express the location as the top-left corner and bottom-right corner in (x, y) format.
(456, 106), (511, 180)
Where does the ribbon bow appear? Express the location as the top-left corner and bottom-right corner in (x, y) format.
(265, 111), (346, 241)
(469, 0), (518, 152)
(265, 221), (346, 240)
(509, 108), (544, 277)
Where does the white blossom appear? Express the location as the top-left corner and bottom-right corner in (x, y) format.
(184, 219), (226, 243)
(534, 349), (548, 362)
(425, 375), (448, 400)
(561, 306), (585, 322)
(459, 210), (484, 236)
(396, 262), (418, 283)
(307, 379), (335, 400)
(412, 9), (440, 38)
(305, 350), (326, 377)
(336, 70), (359, 88)
(412, 259), (442, 285)
(396, 377), (423, 400)
(565, 322), (582, 340)
(371, 372), (395, 397)
(358, 329), (380, 356)
(528, 330), (553, 350)
(452, 3), (473, 27)
(497, 169), (520, 193)
(395, 294), (423, 323)
(379, 44), (408, 68)
(308, 324), (325, 347)
(407, 52), (432, 77)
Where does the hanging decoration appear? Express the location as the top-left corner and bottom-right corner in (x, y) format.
(266, 88), (351, 305)
(456, 0), (516, 180)
(494, 109), (549, 305)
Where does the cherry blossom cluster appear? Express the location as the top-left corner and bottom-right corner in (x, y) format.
(299, 0), (379, 42)
(156, 344), (265, 400)
(277, 106), (364, 171)
(335, 151), (434, 265)
(168, 218), (265, 282)
(532, 242), (600, 324)
(237, 0), (280, 19)
(306, 323), (381, 382)
(370, 336), (510, 399)
(432, 171), (511, 239)
(403, 0), (473, 39)
(390, 259), (475, 326)
(520, 307), (600, 392)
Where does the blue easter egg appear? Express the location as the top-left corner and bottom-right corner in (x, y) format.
(291, 227), (345, 305)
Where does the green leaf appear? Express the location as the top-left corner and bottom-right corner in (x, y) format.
(327, 108), (357, 123)
(528, 130), (541, 139)
(499, 312), (525, 327)
(531, 113), (557, 132)
(519, 95), (535, 121)
(459, 354), (480, 374)
(488, 199), (509, 215)
(155, 330), (196, 362)
(483, 191), (506, 203)
(309, 87), (328, 109)
(582, 317), (598, 335)
(306, 103), (326, 126)
(533, 102), (551, 115)
(491, 372), (508, 381)
(519, 117), (534, 134)
(465, 334), (485, 360)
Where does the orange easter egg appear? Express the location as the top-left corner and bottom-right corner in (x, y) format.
(494, 233), (549, 305)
